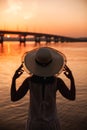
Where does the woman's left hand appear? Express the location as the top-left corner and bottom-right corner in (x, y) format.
(63, 65), (73, 79)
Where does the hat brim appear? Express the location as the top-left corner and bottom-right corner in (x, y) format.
(22, 47), (67, 77)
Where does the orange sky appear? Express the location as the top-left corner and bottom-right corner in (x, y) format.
(0, 0), (87, 37)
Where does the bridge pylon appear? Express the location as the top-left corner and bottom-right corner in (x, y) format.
(34, 36), (41, 45)
(45, 36), (51, 44)
(0, 34), (4, 46)
(19, 35), (26, 46)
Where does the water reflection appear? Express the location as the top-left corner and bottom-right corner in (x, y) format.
(0, 42), (87, 130)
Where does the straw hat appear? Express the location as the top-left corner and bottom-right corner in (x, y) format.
(22, 47), (67, 77)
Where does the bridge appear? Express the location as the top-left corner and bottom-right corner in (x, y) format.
(0, 30), (76, 46)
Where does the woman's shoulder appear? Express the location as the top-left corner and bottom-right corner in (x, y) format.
(23, 76), (31, 83)
(56, 77), (66, 90)
(30, 75), (57, 83)
(27, 75), (63, 82)
(56, 77), (63, 81)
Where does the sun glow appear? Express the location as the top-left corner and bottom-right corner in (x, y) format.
(0, 0), (87, 37)
(7, 35), (10, 38)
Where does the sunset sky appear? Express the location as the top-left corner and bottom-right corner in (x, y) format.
(0, 0), (87, 37)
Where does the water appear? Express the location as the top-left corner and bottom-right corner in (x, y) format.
(0, 42), (87, 130)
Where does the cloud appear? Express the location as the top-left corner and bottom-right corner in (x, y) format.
(6, 5), (22, 14)
(4, 0), (22, 15)
(24, 15), (32, 20)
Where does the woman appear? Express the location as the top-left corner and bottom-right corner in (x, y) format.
(11, 47), (76, 130)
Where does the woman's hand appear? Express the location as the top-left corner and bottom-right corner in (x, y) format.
(13, 64), (24, 80)
(63, 65), (73, 80)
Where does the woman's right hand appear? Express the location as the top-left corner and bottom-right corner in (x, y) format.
(13, 64), (24, 80)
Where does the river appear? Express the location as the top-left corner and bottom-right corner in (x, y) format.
(0, 41), (87, 130)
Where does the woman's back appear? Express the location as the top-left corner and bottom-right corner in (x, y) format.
(29, 76), (58, 121)
(26, 76), (61, 130)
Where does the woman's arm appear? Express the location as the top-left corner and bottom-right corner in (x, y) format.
(11, 64), (29, 101)
(57, 65), (76, 100)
